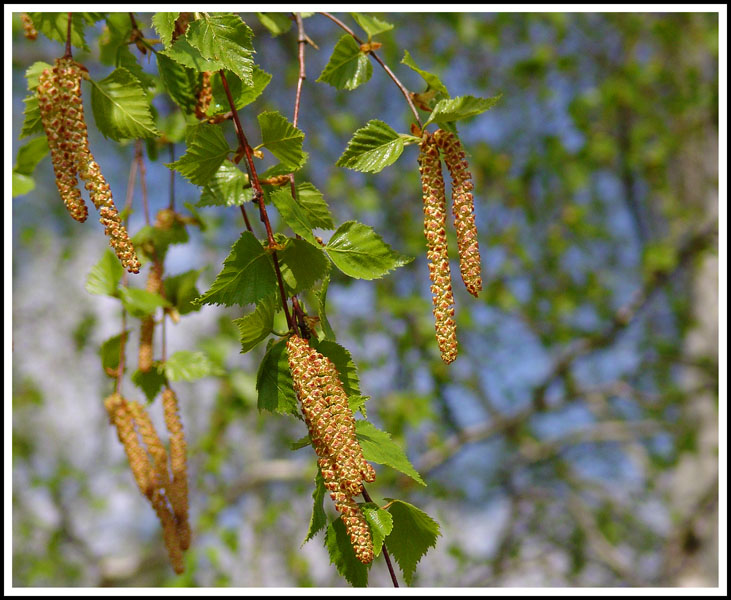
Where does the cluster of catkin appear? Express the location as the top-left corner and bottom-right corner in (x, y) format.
(36, 57), (140, 273)
(287, 336), (376, 564)
(104, 388), (190, 573)
(20, 13), (37, 40)
(418, 129), (482, 364)
(195, 71), (213, 120)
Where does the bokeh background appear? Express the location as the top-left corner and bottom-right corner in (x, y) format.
(11, 11), (720, 587)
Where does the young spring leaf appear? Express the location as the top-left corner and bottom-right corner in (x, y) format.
(361, 503), (393, 557)
(351, 13), (394, 39)
(12, 173), (35, 197)
(384, 499), (441, 585)
(277, 237), (330, 296)
(335, 120), (405, 173)
(198, 161), (253, 207)
(119, 288), (172, 318)
(166, 123), (232, 186)
(163, 269), (202, 315)
(302, 469), (328, 545)
(27, 12), (100, 51)
(317, 34), (372, 91)
(256, 338), (299, 417)
(13, 136), (49, 177)
(208, 67), (272, 115)
(156, 52), (199, 114)
(325, 221), (413, 280)
(131, 366), (166, 401)
(296, 182), (335, 230)
(257, 12), (293, 36)
(324, 518), (369, 587)
(270, 188), (317, 244)
(185, 13), (255, 85)
(20, 62), (52, 139)
(257, 111), (306, 171)
(151, 12), (180, 48)
(162, 38), (222, 72)
(195, 231), (277, 307)
(234, 296), (276, 354)
(164, 350), (220, 381)
(401, 49), (449, 96)
(316, 273), (337, 341)
(424, 94), (502, 126)
(86, 249), (125, 297)
(89, 68), (160, 141)
(356, 421), (426, 486)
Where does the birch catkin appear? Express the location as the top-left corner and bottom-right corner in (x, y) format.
(138, 260), (164, 372)
(287, 335), (375, 564)
(162, 386), (191, 551)
(36, 57), (140, 273)
(434, 129), (482, 297)
(195, 71), (213, 120)
(418, 133), (459, 364)
(20, 13), (37, 40)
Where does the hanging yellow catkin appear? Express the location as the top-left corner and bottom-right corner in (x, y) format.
(127, 401), (170, 492)
(20, 13), (37, 40)
(418, 133), (459, 364)
(162, 386), (191, 551)
(138, 260), (164, 372)
(195, 71), (213, 120)
(37, 57), (141, 273)
(149, 488), (185, 575)
(286, 335), (375, 564)
(434, 129), (482, 297)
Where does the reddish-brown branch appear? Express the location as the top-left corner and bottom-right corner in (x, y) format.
(319, 12), (422, 127)
(361, 486), (400, 587)
(218, 70), (294, 331)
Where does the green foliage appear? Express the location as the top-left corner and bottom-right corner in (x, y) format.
(89, 68), (160, 141)
(161, 38), (221, 72)
(20, 62), (52, 139)
(270, 188), (317, 244)
(317, 34), (372, 91)
(311, 339), (361, 396)
(303, 470), (328, 544)
(167, 123), (232, 185)
(151, 12), (179, 48)
(335, 119), (405, 173)
(277, 237), (330, 296)
(119, 288), (172, 318)
(295, 182), (335, 229)
(325, 517), (369, 587)
(257, 111), (306, 171)
(85, 250), (124, 297)
(361, 503), (393, 557)
(325, 221), (413, 280)
(164, 350), (221, 382)
(12, 137), (49, 197)
(234, 296), (276, 354)
(316, 273), (337, 341)
(99, 331), (128, 376)
(256, 339), (298, 416)
(401, 49), (449, 96)
(384, 499), (441, 585)
(131, 367), (166, 401)
(351, 13), (394, 39)
(196, 231), (277, 307)
(356, 421), (425, 486)
(186, 13), (255, 84)
(27, 12), (102, 51)
(132, 223), (189, 260)
(156, 52), (199, 114)
(257, 12), (292, 36)
(424, 94), (502, 126)
(198, 161), (253, 207)
(163, 269), (202, 315)
(208, 67), (271, 115)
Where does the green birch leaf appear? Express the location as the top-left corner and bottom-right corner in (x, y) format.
(100, 13), (133, 66)
(152, 12), (180, 48)
(348, 395), (368, 417)
(195, 231), (277, 307)
(162, 38), (222, 72)
(119, 288), (172, 318)
(208, 67), (272, 115)
(356, 421), (426, 486)
(290, 434), (311, 451)
(166, 123), (231, 185)
(89, 68), (160, 141)
(335, 120), (405, 173)
(163, 269), (202, 315)
(115, 45), (157, 89)
(401, 49), (449, 96)
(296, 182), (335, 229)
(132, 223), (189, 260)
(14, 137), (48, 176)
(325, 518), (369, 587)
(311, 339), (361, 396)
(86, 250), (124, 297)
(361, 503), (393, 557)
(256, 338), (299, 416)
(277, 237), (330, 297)
(156, 52), (198, 114)
(325, 221), (413, 280)
(257, 12), (292, 36)
(234, 296), (276, 354)
(384, 499), (441, 585)
(25, 61), (53, 91)
(28, 12), (97, 51)
(198, 161), (253, 207)
(20, 96), (43, 139)
(164, 350), (220, 381)
(303, 469), (328, 545)
(186, 13), (255, 85)
(317, 34), (372, 91)
(425, 94), (502, 125)
(316, 273), (337, 341)
(270, 188), (317, 244)
(12, 173), (35, 197)
(351, 13), (394, 38)
(131, 366), (166, 401)
(257, 111), (306, 170)
(100, 331), (128, 376)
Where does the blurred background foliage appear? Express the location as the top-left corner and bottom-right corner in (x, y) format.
(11, 11), (719, 587)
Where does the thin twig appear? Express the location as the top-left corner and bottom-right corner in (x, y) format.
(361, 486), (400, 587)
(63, 12), (72, 58)
(135, 140), (150, 226)
(218, 70), (294, 331)
(319, 12), (422, 127)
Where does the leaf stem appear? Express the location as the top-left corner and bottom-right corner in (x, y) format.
(361, 486), (400, 587)
(319, 12), (422, 128)
(218, 69), (295, 332)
